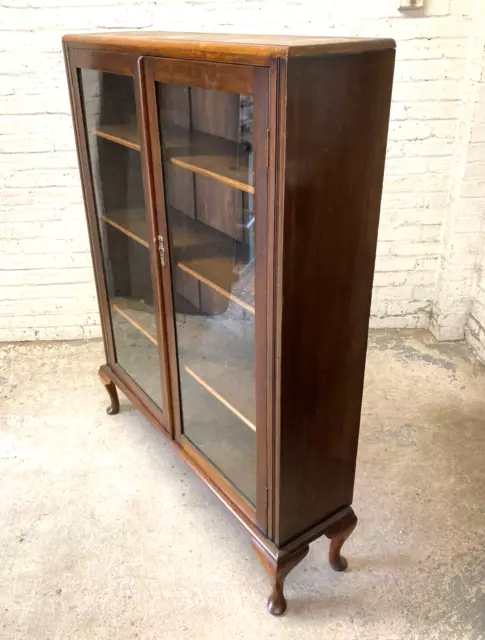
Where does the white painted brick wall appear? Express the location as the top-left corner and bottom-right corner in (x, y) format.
(464, 35), (485, 358)
(430, 1), (485, 342)
(1, 0), (485, 343)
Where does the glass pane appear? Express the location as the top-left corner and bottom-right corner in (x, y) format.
(79, 69), (164, 409)
(157, 83), (256, 504)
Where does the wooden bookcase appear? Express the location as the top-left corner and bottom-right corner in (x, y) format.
(63, 32), (395, 615)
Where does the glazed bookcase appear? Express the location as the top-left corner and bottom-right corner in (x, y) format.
(63, 32), (395, 615)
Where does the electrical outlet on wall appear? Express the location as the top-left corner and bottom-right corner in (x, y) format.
(399, 0), (424, 9)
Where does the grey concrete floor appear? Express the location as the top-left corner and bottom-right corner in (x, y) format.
(1, 330), (484, 639)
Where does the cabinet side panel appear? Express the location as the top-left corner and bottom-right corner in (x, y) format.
(276, 49), (395, 546)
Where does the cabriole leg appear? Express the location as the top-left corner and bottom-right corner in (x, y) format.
(324, 508), (357, 572)
(98, 366), (119, 415)
(252, 539), (309, 616)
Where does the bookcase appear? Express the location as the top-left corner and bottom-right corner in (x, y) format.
(64, 32), (395, 615)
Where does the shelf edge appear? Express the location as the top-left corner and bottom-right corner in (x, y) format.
(177, 262), (255, 315)
(94, 128), (141, 152)
(170, 157), (255, 194)
(185, 365), (256, 432)
(103, 215), (149, 248)
(112, 302), (158, 346)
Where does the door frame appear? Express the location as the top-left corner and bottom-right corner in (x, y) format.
(64, 45), (173, 434)
(142, 55), (272, 532)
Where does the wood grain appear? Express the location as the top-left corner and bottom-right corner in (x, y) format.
(274, 49), (395, 546)
(185, 366), (255, 431)
(66, 36), (396, 613)
(168, 206), (255, 312)
(102, 209), (148, 247)
(64, 32), (396, 67)
(94, 123), (141, 151)
(165, 126), (254, 194)
(111, 300), (158, 346)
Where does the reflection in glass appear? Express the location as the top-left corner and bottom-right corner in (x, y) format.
(158, 83), (257, 503)
(79, 69), (163, 408)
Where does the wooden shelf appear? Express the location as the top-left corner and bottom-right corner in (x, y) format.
(111, 296), (255, 431)
(94, 123), (140, 151)
(94, 124), (254, 194)
(101, 206), (254, 314)
(102, 208), (148, 248)
(184, 366), (255, 431)
(110, 298), (163, 408)
(169, 207), (255, 314)
(111, 298), (157, 345)
(164, 126), (254, 194)
(176, 310), (256, 431)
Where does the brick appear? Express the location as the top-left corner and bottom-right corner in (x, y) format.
(395, 59), (465, 82)
(404, 102), (461, 120)
(459, 179), (485, 198)
(388, 120), (431, 141)
(471, 123), (485, 142)
(4, 169), (81, 189)
(396, 38), (465, 61)
(391, 81), (462, 102)
(403, 138), (455, 157)
(375, 256), (417, 272)
(0, 282), (96, 300)
(384, 174), (449, 193)
(391, 241), (442, 257)
(0, 267), (94, 286)
(0, 1), (484, 345)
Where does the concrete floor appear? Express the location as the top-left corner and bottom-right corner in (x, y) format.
(1, 330), (484, 639)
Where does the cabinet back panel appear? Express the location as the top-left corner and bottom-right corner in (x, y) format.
(276, 50), (395, 546)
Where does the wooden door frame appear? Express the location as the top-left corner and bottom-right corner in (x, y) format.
(142, 55), (273, 533)
(63, 45), (173, 434)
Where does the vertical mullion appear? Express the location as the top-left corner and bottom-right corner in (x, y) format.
(143, 58), (185, 443)
(135, 56), (174, 437)
(253, 66), (271, 535)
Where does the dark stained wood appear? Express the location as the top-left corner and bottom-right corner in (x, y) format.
(166, 126), (254, 194)
(98, 371), (357, 565)
(98, 365), (120, 415)
(168, 206), (254, 312)
(102, 209), (147, 247)
(135, 55), (175, 438)
(274, 49), (395, 546)
(147, 56), (254, 95)
(265, 57), (283, 542)
(324, 507), (358, 572)
(63, 45), (118, 365)
(94, 123), (140, 151)
(164, 163), (195, 217)
(65, 45), (173, 433)
(66, 34), (395, 615)
(143, 55), (263, 525)
(143, 56), (185, 446)
(101, 203), (255, 312)
(253, 66), (271, 534)
(67, 47), (134, 75)
(63, 32), (396, 67)
(252, 538), (309, 616)
(191, 88), (239, 141)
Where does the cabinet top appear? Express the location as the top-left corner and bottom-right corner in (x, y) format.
(63, 31), (395, 66)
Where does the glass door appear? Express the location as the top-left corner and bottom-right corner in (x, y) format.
(144, 58), (269, 515)
(68, 51), (169, 425)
